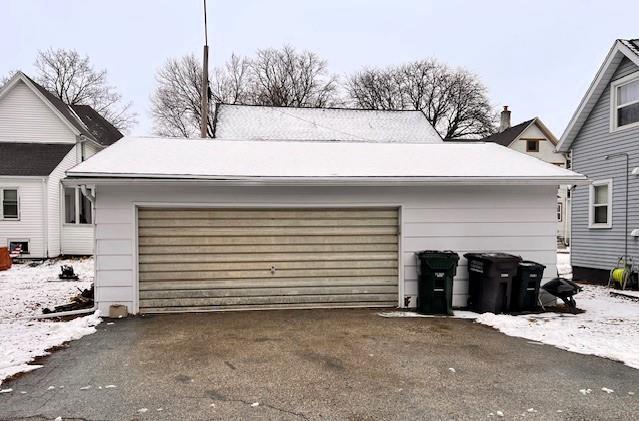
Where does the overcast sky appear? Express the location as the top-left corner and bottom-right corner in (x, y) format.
(2, 0), (638, 136)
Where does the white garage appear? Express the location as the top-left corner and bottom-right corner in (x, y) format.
(65, 136), (585, 315)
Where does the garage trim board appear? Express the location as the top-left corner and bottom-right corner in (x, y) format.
(135, 206), (401, 313)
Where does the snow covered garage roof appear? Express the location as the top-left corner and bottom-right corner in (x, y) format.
(66, 136), (587, 185)
(213, 104), (442, 143)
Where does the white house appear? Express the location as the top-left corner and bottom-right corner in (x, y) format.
(0, 72), (122, 258)
(64, 106), (585, 314)
(481, 107), (570, 245)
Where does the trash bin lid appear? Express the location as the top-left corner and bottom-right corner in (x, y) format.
(519, 260), (546, 269)
(463, 252), (521, 262)
(416, 250), (460, 260)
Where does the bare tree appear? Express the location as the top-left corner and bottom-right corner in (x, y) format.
(249, 46), (338, 107)
(151, 55), (207, 138)
(1, 69), (19, 86)
(346, 67), (405, 110)
(34, 48), (136, 131)
(347, 59), (496, 139)
(150, 54), (253, 137)
(151, 46), (339, 137)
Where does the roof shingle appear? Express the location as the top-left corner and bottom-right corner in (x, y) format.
(0, 143), (75, 176)
(213, 104), (442, 143)
(21, 74), (122, 146)
(480, 119), (534, 147)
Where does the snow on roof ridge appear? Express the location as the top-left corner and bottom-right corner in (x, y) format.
(67, 135), (586, 184)
(120, 135), (486, 145)
(218, 103), (426, 113)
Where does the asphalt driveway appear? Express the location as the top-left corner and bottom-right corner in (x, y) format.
(1, 309), (638, 420)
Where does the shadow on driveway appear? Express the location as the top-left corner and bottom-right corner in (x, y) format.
(1, 309), (638, 420)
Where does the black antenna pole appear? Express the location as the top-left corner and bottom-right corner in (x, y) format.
(200, 0), (209, 138)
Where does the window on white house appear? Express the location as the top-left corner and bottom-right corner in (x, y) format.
(612, 74), (639, 129)
(8, 240), (29, 255)
(64, 187), (92, 225)
(526, 140), (540, 152)
(1, 188), (19, 220)
(589, 180), (612, 228)
(557, 202), (563, 222)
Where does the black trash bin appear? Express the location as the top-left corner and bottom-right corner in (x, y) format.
(511, 261), (546, 312)
(464, 253), (522, 313)
(415, 250), (460, 315)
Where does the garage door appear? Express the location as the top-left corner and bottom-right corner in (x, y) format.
(137, 208), (399, 313)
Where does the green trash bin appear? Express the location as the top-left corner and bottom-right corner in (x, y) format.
(511, 261), (546, 312)
(415, 250), (460, 315)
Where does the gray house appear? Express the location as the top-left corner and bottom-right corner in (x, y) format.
(558, 38), (639, 282)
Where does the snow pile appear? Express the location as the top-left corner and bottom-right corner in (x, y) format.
(475, 285), (639, 369)
(0, 258), (100, 384)
(0, 312), (101, 382)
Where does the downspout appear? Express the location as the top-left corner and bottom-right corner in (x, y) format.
(41, 177), (49, 258)
(80, 185), (95, 203)
(604, 152), (629, 262)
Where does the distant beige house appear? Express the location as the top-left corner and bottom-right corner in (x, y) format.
(482, 107), (570, 246)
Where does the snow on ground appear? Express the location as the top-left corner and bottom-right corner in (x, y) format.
(0, 258), (101, 384)
(475, 285), (639, 369)
(382, 252), (639, 369)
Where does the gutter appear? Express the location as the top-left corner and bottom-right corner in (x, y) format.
(63, 175), (590, 187)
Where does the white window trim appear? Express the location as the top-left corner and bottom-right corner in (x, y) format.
(557, 202), (563, 222)
(64, 186), (93, 226)
(610, 71), (639, 132)
(0, 187), (20, 221)
(589, 179), (613, 229)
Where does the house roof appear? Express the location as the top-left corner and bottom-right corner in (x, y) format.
(66, 136), (586, 185)
(558, 39), (639, 152)
(0, 72), (123, 147)
(0, 143), (75, 176)
(480, 117), (558, 148)
(481, 119), (535, 147)
(213, 104), (443, 143)
(70, 105), (123, 146)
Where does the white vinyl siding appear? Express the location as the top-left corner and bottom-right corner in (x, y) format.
(0, 179), (46, 257)
(46, 148), (76, 256)
(92, 184), (557, 314)
(45, 145), (96, 256)
(61, 224), (94, 255)
(0, 80), (76, 144)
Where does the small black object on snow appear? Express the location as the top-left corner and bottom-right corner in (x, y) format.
(541, 277), (583, 313)
(59, 265), (79, 281)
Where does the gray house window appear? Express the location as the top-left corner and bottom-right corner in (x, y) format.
(1, 188), (19, 220)
(611, 73), (639, 130)
(589, 179), (612, 229)
(64, 187), (92, 225)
